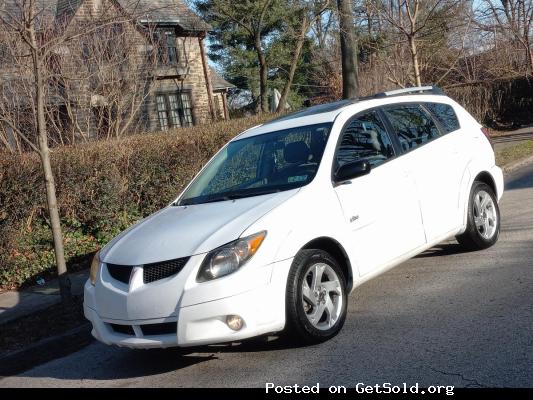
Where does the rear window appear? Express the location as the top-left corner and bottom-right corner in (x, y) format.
(424, 103), (460, 133)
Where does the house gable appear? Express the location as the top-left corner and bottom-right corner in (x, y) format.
(56, 0), (210, 33)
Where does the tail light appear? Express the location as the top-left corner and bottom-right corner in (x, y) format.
(481, 127), (494, 148)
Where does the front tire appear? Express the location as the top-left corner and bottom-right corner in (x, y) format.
(285, 249), (347, 345)
(456, 181), (500, 250)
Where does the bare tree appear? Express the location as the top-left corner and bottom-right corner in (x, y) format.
(304, 4), (343, 102)
(276, 0), (331, 111)
(0, 1), (73, 299)
(203, 0), (282, 113)
(477, 0), (533, 74)
(0, 0), (160, 300)
(55, 21), (160, 141)
(337, 0), (359, 98)
(369, 0), (463, 87)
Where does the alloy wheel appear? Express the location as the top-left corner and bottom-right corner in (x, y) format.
(301, 263), (343, 331)
(473, 189), (498, 240)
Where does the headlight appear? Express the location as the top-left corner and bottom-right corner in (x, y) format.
(197, 231), (266, 282)
(90, 250), (101, 286)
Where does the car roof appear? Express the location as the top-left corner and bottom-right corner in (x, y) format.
(236, 87), (451, 141)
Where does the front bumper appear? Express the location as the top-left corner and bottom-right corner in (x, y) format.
(83, 257), (293, 348)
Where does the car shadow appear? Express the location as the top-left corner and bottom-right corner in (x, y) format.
(17, 334), (308, 381)
(505, 167), (533, 190)
(415, 242), (474, 258)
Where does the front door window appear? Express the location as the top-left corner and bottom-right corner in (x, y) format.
(336, 110), (395, 169)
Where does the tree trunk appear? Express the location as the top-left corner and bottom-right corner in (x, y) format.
(255, 36), (269, 113)
(527, 43), (533, 73)
(408, 35), (422, 87)
(337, 0), (358, 99)
(29, 20), (72, 302)
(199, 36), (216, 121)
(277, 19), (308, 112)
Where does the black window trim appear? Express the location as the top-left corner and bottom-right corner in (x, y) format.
(331, 106), (402, 184)
(182, 122), (334, 205)
(155, 90), (195, 130)
(421, 101), (462, 135)
(156, 29), (179, 66)
(380, 102), (449, 156)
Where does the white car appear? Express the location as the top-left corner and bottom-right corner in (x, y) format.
(84, 86), (503, 348)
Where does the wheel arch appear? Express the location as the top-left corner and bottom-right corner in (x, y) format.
(301, 237), (354, 292)
(459, 168), (500, 233)
(474, 171), (498, 197)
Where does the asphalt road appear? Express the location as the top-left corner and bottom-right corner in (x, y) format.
(2, 164), (533, 388)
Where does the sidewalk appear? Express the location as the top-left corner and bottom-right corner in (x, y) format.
(492, 128), (533, 151)
(0, 270), (89, 325)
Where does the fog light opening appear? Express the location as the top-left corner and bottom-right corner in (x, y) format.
(226, 315), (244, 331)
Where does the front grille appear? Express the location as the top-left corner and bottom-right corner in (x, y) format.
(106, 264), (133, 284)
(140, 322), (177, 336)
(143, 257), (189, 284)
(109, 323), (135, 336)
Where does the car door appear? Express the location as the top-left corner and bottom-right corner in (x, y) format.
(423, 102), (467, 226)
(382, 103), (463, 242)
(333, 109), (426, 277)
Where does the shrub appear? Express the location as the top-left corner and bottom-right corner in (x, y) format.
(0, 114), (273, 290)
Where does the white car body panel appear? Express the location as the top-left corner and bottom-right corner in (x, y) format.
(101, 189), (298, 265)
(84, 91), (504, 348)
(334, 155), (426, 276)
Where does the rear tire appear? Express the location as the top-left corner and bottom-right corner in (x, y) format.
(456, 181), (500, 251)
(284, 249), (347, 345)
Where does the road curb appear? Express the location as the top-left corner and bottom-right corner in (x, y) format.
(503, 154), (533, 174)
(0, 323), (93, 377)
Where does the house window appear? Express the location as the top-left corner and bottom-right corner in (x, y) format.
(166, 33), (178, 63)
(157, 30), (178, 64)
(156, 92), (193, 130)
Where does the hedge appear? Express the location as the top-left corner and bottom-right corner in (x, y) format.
(0, 114), (273, 290)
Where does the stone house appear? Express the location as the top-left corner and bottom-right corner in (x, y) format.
(53, 0), (233, 134)
(0, 0), (233, 146)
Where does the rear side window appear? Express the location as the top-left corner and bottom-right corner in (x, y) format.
(383, 104), (440, 152)
(424, 102), (460, 133)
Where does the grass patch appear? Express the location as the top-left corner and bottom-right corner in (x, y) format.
(496, 139), (533, 167)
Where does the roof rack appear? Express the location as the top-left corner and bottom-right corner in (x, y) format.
(371, 86), (444, 99)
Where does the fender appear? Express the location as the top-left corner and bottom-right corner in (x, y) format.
(458, 159), (501, 235)
(275, 229), (359, 292)
(457, 161), (473, 235)
(242, 185), (361, 293)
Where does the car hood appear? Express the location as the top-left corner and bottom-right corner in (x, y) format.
(100, 189), (299, 265)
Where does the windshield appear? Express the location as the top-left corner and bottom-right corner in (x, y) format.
(177, 123), (332, 206)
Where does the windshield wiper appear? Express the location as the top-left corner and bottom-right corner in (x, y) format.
(177, 187), (284, 206)
(178, 195), (231, 206)
(223, 187), (282, 199)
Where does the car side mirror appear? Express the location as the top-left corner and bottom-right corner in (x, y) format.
(334, 160), (371, 183)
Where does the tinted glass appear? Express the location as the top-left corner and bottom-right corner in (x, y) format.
(383, 105), (440, 151)
(178, 123), (331, 205)
(336, 110), (395, 169)
(424, 102), (460, 133)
